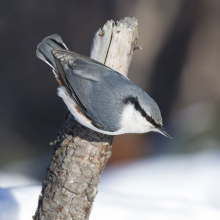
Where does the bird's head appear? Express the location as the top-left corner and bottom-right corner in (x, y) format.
(120, 91), (172, 138)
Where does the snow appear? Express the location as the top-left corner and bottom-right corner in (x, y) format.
(0, 172), (39, 188)
(1, 150), (220, 220)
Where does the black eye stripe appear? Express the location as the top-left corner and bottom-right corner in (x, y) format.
(123, 96), (161, 128)
(123, 96), (146, 118)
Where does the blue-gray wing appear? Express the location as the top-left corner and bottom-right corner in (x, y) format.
(53, 50), (133, 132)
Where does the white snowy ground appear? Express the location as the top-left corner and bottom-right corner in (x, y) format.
(0, 150), (220, 220)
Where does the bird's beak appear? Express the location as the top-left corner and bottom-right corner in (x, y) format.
(157, 126), (173, 139)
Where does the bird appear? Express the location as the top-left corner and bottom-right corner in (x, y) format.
(36, 34), (172, 138)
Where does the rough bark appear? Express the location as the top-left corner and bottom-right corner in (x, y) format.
(34, 17), (139, 220)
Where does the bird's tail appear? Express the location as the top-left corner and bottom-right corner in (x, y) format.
(36, 34), (68, 70)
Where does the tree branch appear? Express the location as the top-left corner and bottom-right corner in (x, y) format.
(34, 17), (139, 220)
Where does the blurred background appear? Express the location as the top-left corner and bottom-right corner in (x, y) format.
(0, 0), (220, 183)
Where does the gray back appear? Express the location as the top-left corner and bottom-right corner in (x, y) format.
(64, 59), (162, 131)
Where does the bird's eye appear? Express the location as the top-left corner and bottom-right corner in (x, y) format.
(146, 115), (152, 122)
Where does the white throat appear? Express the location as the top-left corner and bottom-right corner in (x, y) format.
(117, 104), (154, 134)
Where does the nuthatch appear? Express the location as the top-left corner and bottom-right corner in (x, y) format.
(36, 34), (172, 138)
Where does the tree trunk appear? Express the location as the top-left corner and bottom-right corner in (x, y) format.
(34, 17), (139, 220)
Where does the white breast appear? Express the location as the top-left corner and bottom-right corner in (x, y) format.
(116, 103), (153, 134)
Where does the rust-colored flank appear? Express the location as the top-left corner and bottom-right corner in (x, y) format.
(53, 69), (64, 86)
(55, 75), (64, 86)
(74, 105), (91, 122)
